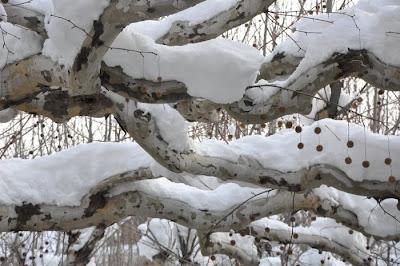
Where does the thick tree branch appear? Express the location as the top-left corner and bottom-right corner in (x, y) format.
(228, 50), (400, 123)
(108, 90), (400, 199)
(72, 0), (206, 94)
(3, 4), (47, 38)
(157, 0), (275, 45)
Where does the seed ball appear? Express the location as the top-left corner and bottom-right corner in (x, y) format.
(295, 126), (302, 133)
(277, 121), (283, 127)
(265, 227), (270, 232)
(316, 145), (323, 152)
(345, 157), (352, 164)
(389, 176), (396, 183)
(293, 233), (299, 239)
(157, 76), (162, 82)
(290, 216), (296, 222)
(347, 140), (354, 148)
(357, 97), (363, 103)
(287, 248), (293, 255)
(362, 160), (370, 168)
(378, 89), (385, 95)
(348, 229), (353, 234)
(385, 158), (392, 165)
(210, 255), (216, 261)
(285, 121), (293, 128)
(297, 142), (304, 149)
(314, 127), (321, 134)
(230, 240), (236, 246)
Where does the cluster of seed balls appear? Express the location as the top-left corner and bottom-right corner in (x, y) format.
(280, 121), (396, 184)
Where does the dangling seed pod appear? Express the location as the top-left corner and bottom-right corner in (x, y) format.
(230, 240), (236, 246)
(157, 76), (162, 82)
(345, 157), (352, 164)
(362, 160), (370, 168)
(314, 127), (321, 134)
(347, 140), (354, 148)
(297, 142), (304, 149)
(385, 158), (392, 165)
(293, 233), (299, 239)
(316, 145), (323, 152)
(388, 176), (396, 183)
(295, 126), (302, 133)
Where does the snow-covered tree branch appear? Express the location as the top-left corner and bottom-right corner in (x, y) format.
(1, 0), (400, 264)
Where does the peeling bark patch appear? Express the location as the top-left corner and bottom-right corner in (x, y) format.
(74, 47), (91, 72)
(147, 7), (155, 13)
(43, 90), (69, 117)
(40, 70), (52, 83)
(15, 203), (42, 229)
(272, 52), (285, 61)
(24, 16), (41, 29)
(91, 20), (104, 47)
(84, 191), (107, 218)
